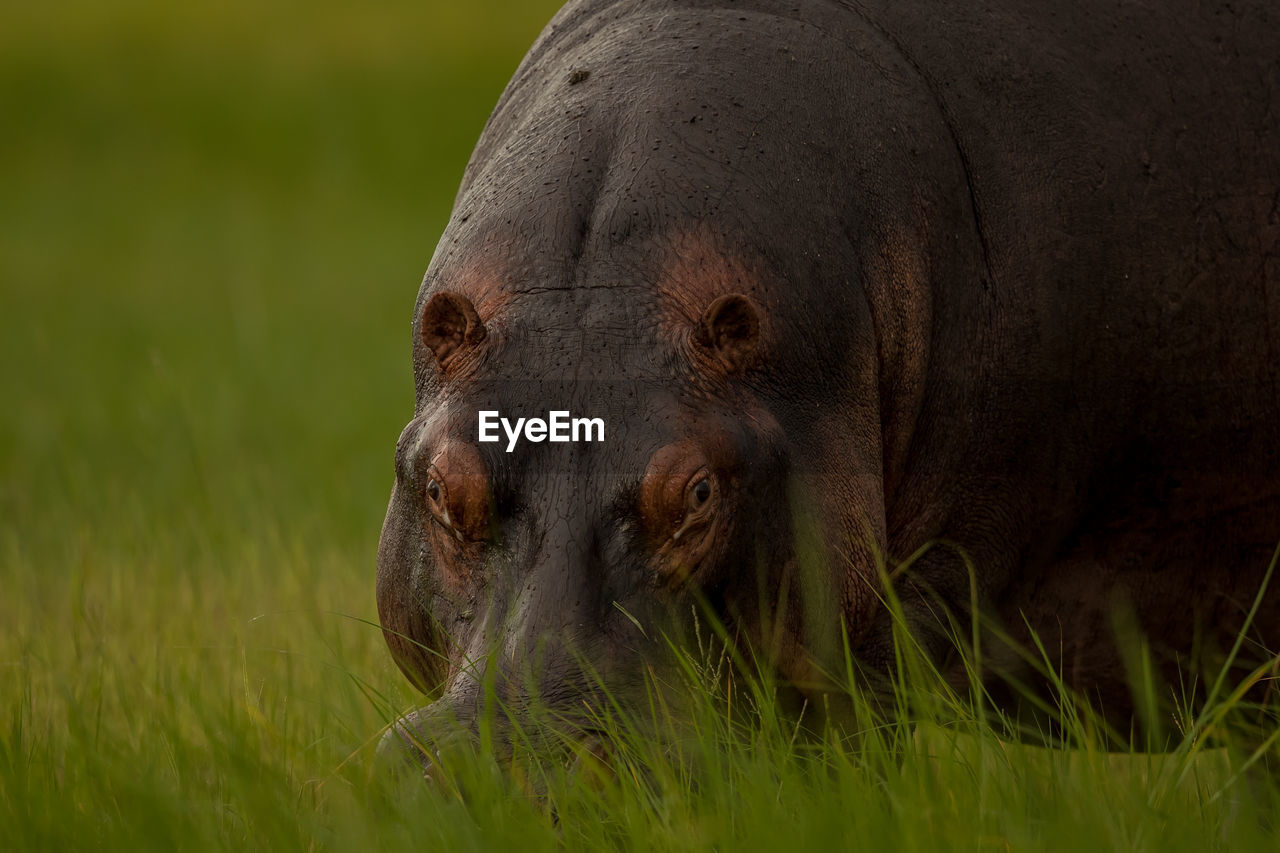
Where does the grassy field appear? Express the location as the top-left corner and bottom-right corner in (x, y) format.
(1, 1), (1277, 849)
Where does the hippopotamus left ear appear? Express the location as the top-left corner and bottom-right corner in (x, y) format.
(693, 293), (761, 371)
(420, 291), (487, 370)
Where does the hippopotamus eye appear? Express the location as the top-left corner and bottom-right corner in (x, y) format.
(422, 446), (491, 543)
(424, 471), (453, 531)
(682, 470), (715, 517)
(690, 477), (712, 507)
(640, 443), (725, 551)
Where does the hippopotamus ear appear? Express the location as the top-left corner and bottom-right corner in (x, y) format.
(693, 293), (761, 371)
(420, 291), (487, 369)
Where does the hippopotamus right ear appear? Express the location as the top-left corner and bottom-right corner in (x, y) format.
(692, 293), (761, 372)
(420, 291), (487, 370)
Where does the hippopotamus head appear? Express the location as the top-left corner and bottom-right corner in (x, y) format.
(375, 0), (955, 768)
(376, 281), (797, 762)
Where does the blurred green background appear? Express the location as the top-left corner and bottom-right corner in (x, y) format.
(1, 0), (562, 552)
(0, 1), (562, 845)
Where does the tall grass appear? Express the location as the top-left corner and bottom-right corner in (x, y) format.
(5, 535), (1278, 851)
(2, 1), (1277, 849)
(376, 574), (1280, 850)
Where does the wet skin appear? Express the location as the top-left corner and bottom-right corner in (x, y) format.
(377, 0), (1280, 764)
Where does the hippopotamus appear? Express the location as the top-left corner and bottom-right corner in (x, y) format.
(377, 0), (1280, 761)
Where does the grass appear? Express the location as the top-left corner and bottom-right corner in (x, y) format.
(1, 1), (1277, 849)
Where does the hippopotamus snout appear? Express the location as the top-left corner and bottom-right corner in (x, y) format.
(375, 694), (508, 784)
(375, 667), (619, 784)
(376, 703), (456, 779)
(375, 366), (795, 777)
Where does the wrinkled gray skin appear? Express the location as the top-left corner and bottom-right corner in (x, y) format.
(377, 0), (1280, 766)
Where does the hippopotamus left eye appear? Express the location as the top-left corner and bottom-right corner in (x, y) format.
(639, 446), (728, 586)
(674, 469), (717, 541)
(684, 473), (715, 517)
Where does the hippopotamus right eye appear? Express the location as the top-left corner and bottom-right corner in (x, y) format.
(422, 443), (492, 544)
